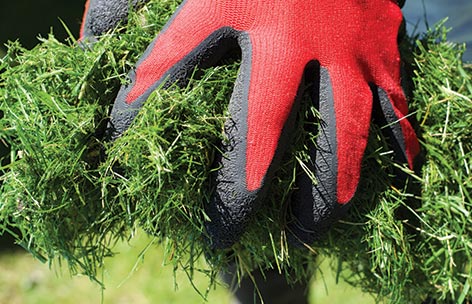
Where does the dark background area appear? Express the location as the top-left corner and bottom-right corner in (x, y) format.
(0, 0), (84, 50)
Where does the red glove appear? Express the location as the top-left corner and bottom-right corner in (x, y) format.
(82, 0), (420, 248)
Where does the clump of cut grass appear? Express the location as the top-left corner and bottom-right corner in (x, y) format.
(322, 25), (472, 303)
(0, 0), (183, 280)
(0, 1), (471, 302)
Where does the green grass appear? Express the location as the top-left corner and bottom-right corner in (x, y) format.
(0, 1), (471, 302)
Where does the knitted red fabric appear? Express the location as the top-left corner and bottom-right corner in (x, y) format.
(79, 0), (91, 39)
(123, 0), (419, 203)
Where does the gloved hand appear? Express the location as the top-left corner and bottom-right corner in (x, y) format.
(80, 0), (148, 39)
(81, 0), (420, 248)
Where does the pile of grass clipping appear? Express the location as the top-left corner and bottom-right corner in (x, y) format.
(0, 0), (471, 302)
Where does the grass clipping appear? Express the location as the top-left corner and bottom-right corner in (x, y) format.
(1, 1), (471, 303)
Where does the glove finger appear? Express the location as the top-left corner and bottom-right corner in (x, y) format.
(80, 0), (149, 39)
(205, 34), (308, 248)
(289, 66), (419, 244)
(108, 1), (236, 138)
(373, 84), (420, 168)
(289, 66), (374, 244)
(289, 66), (348, 244)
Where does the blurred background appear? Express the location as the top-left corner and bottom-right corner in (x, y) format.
(403, 0), (472, 61)
(0, 1), (84, 54)
(0, 1), (470, 303)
